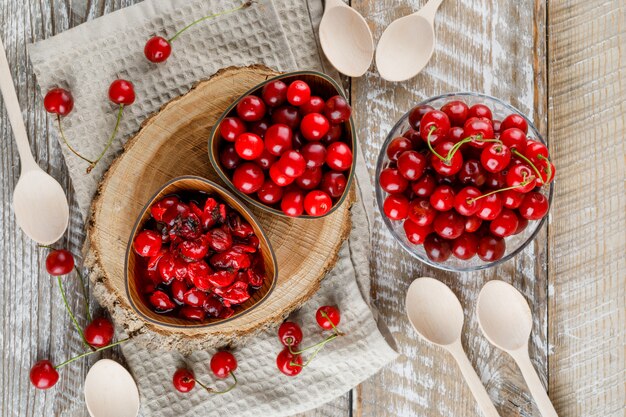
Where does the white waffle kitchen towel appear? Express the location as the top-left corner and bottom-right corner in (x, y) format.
(28, 1), (398, 416)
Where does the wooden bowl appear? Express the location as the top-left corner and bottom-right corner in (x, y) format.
(208, 70), (356, 219)
(125, 176), (277, 328)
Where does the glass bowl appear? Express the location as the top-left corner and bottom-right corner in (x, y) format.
(375, 93), (553, 272)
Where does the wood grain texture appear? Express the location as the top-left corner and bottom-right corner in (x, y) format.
(547, 1), (626, 416)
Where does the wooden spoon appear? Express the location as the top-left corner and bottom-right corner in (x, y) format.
(477, 280), (558, 417)
(406, 278), (500, 417)
(84, 359), (140, 417)
(375, 0), (444, 82)
(0, 36), (69, 244)
(319, 0), (374, 77)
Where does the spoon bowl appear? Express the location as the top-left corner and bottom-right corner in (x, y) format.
(84, 359), (140, 417)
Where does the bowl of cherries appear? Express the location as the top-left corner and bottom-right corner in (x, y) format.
(209, 71), (356, 218)
(376, 93), (554, 271)
(126, 176), (277, 329)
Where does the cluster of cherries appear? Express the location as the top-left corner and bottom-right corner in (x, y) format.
(30, 249), (126, 390)
(134, 193), (266, 321)
(173, 351), (239, 395)
(217, 79), (354, 217)
(276, 306), (342, 376)
(379, 100), (554, 263)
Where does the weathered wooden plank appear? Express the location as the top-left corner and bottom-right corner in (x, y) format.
(350, 1), (548, 416)
(547, 1), (626, 416)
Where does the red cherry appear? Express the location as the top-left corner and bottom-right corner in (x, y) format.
(408, 198), (436, 226)
(500, 114), (528, 134)
(232, 162), (264, 194)
(265, 124), (293, 156)
(287, 80), (311, 106)
(269, 164), (296, 187)
(321, 123), (343, 144)
(452, 233), (479, 260)
(463, 117), (494, 148)
(518, 192), (549, 220)
(324, 95), (351, 124)
(433, 211), (465, 240)
(262, 80), (288, 107)
(325, 142), (353, 171)
(277, 150), (306, 178)
(514, 215), (529, 234)
(490, 209), (520, 237)
(486, 170), (507, 189)
(383, 194), (409, 220)
(84, 317), (114, 348)
(477, 235), (506, 262)
(149, 290), (175, 311)
(316, 305), (340, 330)
(279, 321), (303, 347)
(271, 106), (301, 129)
(480, 143), (511, 173)
(301, 142), (327, 168)
(420, 110), (451, 146)
(108, 79), (135, 105)
(431, 142), (463, 176)
(133, 230), (162, 257)
(458, 159), (488, 187)
(467, 104), (492, 120)
(304, 190), (332, 216)
(397, 150), (427, 180)
(249, 119), (270, 138)
(502, 189), (524, 209)
(183, 288), (208, 307)
(441, 100), (469, 127)
(281, 190), (304, 216)
(210, 351), (238, 379)
(411, 173), (437, 197)
(171, 279), (188, 302)
(30, 360), (59, 389)
(320, 171), (347, 198)
(454, 186), (482, 216)
(180, 306), (206, 320)
(150, 196), (179, 222)
(144, 36), (172, 63)
(300, 96), (326, 115)
(379, 168), (408, 194)
(296, 166), (323, 190)
(219, 117), (247, 142)
(257, 180), (284, 204)
(524, 140), (549, 164)
(237, 95), (266, 122)
(173, 369), (195, 393)
(447, 126), (465, 143)
(423, 234), (452, 262)
(45, 249), (75, 276)
(220, 144), (241, 170)
(506, 164), (535, 193)
(387, 137), (413, 161)
(408, 104), (435, 129)
(535, 159), (555, 186)
(301, 113), (330, 141)
(235, 132), (264, 160)
(465, 216), (483, 233)
(277, 348), (303, 376)
(44, 88), (74, 116)
(493, 120), (502, 134)
(403, 128), (423, 148)
(500, 128), (527, 153)
(255, 149), (277, 170)
(475, 193), (503, 220)
(429, 185), (455, 211)
(403, 219), (433, 245)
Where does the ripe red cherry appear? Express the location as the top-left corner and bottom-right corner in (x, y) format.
(287, 80), (311, 106)
(536, 159), (556, 186)
(108, 79), (135, 105)
(261, 80), (288, 107)
(433, 211), (465, 240)
(316, 305), (341, 330)
(387, 137), (413, 161)
(486, 170), (507, 189)
(324, 95), (352, 124)
(467, 103), (493, 120)
(500, 128), (527, 153)
(320, 171), (347, 198)
(379, 168), (408, 194)
(171, 280), (188, 302)
(403, 128), (423, 148)
(301, 142), (327, 168)
(180, 306), (205, 320)
(281, 190), (304, 216)
(408, 198), (436, 226)
(210, 351), (238, 379)
(277, 150), (306, 178)
(429, 185), (455, 211)
(144, 36), (172, 63)
(477, 235), (506, 262)
(269, 164), (295, 186)
(475, 193), (503, 220)
(420, 110), (451, 146)
(431, 142), (463, 176)
(84, 317), (114, 348)
(403, 219), (433, 245)
(30, 360), (59, 390)
(172, 369), (195, 393)
(220, 144), (241, 170)
(411, 173), (436, 197)
(524, 140), (549, 163)
(322, 124), (343, 144)
(481, 143), (511, 173)
(490, 209), (520, 237)
(183, 288), (208, 307)
(506, 164), (535, 193)
(133, 230), (162, 257)
(249, 119), (270, 138)
(326, 142), (353, 171)
(304, 190), (333, 216)
(502, 189), (524, 209)
(447, 126), (465, 143)
(232, 162), (264, 194)
(452, 233), (479, 260)
(300, 113), (330, 141)
(518, 191), (549, 220)
(279, 322), (303, 347)
(300, 96), (326, 115)
(44, 88), (74, 116)
(408, 104), (435, 129)
(458, 159), (488, 187)
(257, 180), (284, 204)
(219, 117), (247, 142)
(441, 100), (469, 126)
(255, 149), (277, 170)
(465, 216), (483, 233)
(265, 124), (293, 156)
(236, 95), (266, 122)
(296, 166), (323, 190)
(397, 150), (427, 180)
(384, 194), (409, 220)
(277, 348), (303, 376)
(423, 234), (452, 262)
(463, 117), (494, 148)
(500, 114), (528, 133)
(45, 249), (75, 276)
(514, 216), (529, 234)
(271, 106), (301, 130)
(454, 186), (482, 216)
(235, 133), (264, 160)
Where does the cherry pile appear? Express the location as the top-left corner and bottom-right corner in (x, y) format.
(379, 100), (554, 263)
(276, 305), (342, 376)
(133, 192), (266, 321)
(173, 351), (238, 395)
(217, 78), (354, 217)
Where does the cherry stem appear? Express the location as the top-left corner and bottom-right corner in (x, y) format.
(74, 267), (92, 322)
(425, 126), (446, 160)
(195, 372), (238, 394)
(320, 311), (342, 336)
(467, 173), (534, 204)
(54, 337), (130, 369)
(288, 333), (338, 355)
(57, 276), (90, 349)
(56, 115), (96, 165)
(426, 125), (501, 165)
(511, 149), (544, 184)
(290, 336), (335, 368)
(168, 1), (254, 43)
(87, 104), (124, 173)
(537, 154), (552, 180)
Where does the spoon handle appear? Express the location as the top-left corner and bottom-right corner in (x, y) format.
(448, 342), (501, 417)
(513, 351), (559, 417)
(0, 35), (37, 171)
(418, 0), (444, 23)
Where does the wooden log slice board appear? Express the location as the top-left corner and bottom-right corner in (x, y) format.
(87, 65), (354, 349)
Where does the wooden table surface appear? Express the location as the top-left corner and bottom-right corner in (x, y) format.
(1, 1), (624, 416)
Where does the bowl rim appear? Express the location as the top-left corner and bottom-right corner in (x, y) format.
(124, 175), (279, 328)
(207, 69), (357, 220)
(375, 92), (554, 272)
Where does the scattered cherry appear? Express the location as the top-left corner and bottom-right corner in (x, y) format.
(108, 79), (136, 105)
(30, 360), (59, 390)
(315, 306), (340, 330)
(210, 351), (238, 379)
(144, 36), (172, 63)
(173, 368), (196, 393)
(84, 317), (114, 348)
(276, 348), (303, 376)
(45, 249), (75, 276)
(279, 322), (303, 347)
(44, 88), (74, 116)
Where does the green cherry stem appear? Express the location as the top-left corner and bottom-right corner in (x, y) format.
(74, 267), (92, 322)
(168, 1), (254, 43)
(537, 154), (552, 180)
(288, 333), (338, 355)
(511, 149), (544, 184)
(290, 337), (333, 368)
(57, 276), (90, 349)
(54, 337), (130, 369)
(467, 173), (534, 205)
(56, 115), (96, 165)
(196, 372), (238, 394)
(87, 104), (124, 174)
(320, 311), (343, 336)
(425, 126), (446, 160)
